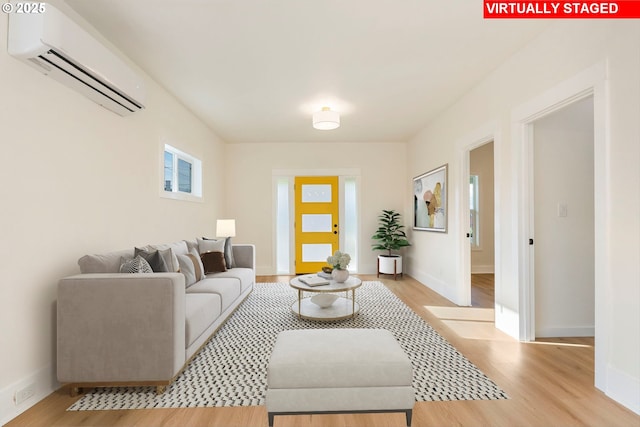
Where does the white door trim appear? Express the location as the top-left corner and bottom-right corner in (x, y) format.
(455, 122), (500, 309)
(510, 61), (608, 390)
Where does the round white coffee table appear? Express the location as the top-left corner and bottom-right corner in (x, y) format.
(289, 276), (362, 321)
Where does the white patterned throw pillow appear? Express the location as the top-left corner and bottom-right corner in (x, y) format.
(119, 255), (153, 273)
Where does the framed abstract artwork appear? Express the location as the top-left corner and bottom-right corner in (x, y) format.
(413, 164), (448, 232)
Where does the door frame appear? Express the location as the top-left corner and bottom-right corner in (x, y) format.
(511, 62), (607, 389)
(456, 123), (501, 313)
(272, 168), (361, 274)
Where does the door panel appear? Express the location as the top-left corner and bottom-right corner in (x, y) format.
(295, 176), (339, 273)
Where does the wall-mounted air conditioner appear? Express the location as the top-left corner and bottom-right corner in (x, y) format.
(8, 4), (146, 116)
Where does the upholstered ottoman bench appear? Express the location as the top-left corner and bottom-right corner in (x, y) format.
(266, 328), (415, 427)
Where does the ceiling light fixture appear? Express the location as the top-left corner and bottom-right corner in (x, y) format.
(312, 106), (340, 130)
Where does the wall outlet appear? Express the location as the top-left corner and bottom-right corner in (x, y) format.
(557, 203), (568, 217)
(14, 383), (35, 406)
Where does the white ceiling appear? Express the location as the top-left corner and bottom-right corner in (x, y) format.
(65, 0), (549, 143)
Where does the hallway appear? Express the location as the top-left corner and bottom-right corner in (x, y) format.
(471, 273), (494, 308)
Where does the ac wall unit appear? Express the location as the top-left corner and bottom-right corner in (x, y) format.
(8, 4), (145, 116)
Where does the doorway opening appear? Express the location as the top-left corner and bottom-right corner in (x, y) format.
(512, 62), (606, 388)
(469, 141), (495, 310)
(457, 125), (501, 315)
(531, 96), (595, 341)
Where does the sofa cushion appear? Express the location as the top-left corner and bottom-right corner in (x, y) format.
(201, 251), (227, 274)
(119, 255), (153, 273)
(187, 277), (241, 312)
(78, 249), (134, 273)
(207, 268), (254, 294)
(268, 329), (413, 389)
(185, 293), (221, 348)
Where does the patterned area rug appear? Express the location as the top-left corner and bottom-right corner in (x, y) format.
(68, 281), (508, 411)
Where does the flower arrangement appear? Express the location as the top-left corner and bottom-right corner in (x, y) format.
(327, 250), (351, 270)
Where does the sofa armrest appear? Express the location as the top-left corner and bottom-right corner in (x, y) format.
(57, 273), (186, 384)
(232, 244), (255, 270)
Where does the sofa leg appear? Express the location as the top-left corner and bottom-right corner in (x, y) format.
(268, 412), (274, 427)
(156, 385), (166, 395)
(405, 409), (412, 426)
(70, 387), (81, 397)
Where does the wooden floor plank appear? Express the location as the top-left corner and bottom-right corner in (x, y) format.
(6, 274), (638, 427)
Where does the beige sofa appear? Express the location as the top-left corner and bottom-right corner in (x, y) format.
(57, 240), (255, 395)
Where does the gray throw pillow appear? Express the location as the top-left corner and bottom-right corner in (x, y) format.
(134, 247), (170, 272)
(197, 237), (225, 254)
(223, 237), (235, 268)
(189, 248), (205, 280)
(146, 242), (186, 272)
(184, 240), (199, 254)
(177, 254), (197, 287)
(119, 255), (153, 273)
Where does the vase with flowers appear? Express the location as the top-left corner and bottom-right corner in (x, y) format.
(326, 250), (351, 282)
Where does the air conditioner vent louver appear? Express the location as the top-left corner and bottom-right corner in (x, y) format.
(38, 49), (143, 113)
(28, 57), (51, 72)
(8, 4), (145, 116)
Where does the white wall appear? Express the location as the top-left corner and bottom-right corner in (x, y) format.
(533, 97), (594, 338)
(225, 142), (407, 275)
(406, 21), (639, 413)
(470, 142), (495, 273)
(0, 7), (226, 423)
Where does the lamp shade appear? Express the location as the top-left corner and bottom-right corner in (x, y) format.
(216, 219), (236, 237)
(312, 107), (340, 130)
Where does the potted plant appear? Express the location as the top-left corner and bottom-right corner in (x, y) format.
(371, 209), (411, 279)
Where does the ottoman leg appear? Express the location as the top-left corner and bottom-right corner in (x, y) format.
(268, 412), (274, 427)
(405, 409), (413, 426)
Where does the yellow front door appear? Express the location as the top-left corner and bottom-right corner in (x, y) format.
(294, 176), (339, 274)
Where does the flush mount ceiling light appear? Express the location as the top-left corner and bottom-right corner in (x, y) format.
(312, 106), (340, 130)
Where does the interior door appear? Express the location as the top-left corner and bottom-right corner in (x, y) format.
(294, 176), (339, 274)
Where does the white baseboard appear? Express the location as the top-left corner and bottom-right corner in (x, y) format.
(606, 364), (640, 415)
(408, 267), (460, 305)
(536, 326), (595, 338)
(0, 364), (59, 426)
(471, 265), (495, 274)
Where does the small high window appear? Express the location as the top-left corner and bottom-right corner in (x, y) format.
(163, 144), (202, 200)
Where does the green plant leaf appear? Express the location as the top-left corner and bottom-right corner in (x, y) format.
(371, 209), (411, 254)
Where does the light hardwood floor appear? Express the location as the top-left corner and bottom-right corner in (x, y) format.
(6, 275), (637, 427)
(471, 273), (495, 308)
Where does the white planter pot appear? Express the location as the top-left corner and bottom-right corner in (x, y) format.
(377, 255), (403, 278)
